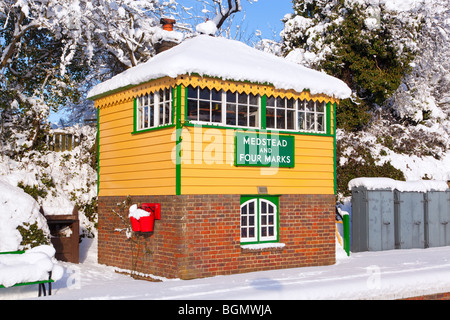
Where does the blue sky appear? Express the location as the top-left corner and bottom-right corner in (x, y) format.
(237, 0), (294, 40)
(50, 1), (294, 124)
(181, 0), (294, 41)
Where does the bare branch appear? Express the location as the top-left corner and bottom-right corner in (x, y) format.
(212, 0), (241, 30)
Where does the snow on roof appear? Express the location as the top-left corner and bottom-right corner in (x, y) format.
(348, 177), (449, 192)
(87, 35), (352, 100)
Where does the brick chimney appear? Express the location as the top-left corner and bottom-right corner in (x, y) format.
(155, 18), (179, 54)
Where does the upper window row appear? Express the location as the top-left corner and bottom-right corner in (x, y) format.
(134, 86), (328, 134)
(186, 86), (327, 133)
(136, 88), (172, 131)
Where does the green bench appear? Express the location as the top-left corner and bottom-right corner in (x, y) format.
(0, 250), (54, 297)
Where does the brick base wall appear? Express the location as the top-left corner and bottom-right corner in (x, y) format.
(401, 292), (450, 300)
(98, 194), (335, 280)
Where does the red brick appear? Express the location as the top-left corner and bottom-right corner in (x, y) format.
(98, 194), (335, 280)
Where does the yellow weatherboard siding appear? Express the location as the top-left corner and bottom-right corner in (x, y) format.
(97, 95), (176, 197)
(180, 126), (335, 195)
(95, 75), (338, 197)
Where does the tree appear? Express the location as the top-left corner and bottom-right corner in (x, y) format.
(0, 0), (187, 153)
(0, 1), (89, 156)
(282, 0), (417, 131)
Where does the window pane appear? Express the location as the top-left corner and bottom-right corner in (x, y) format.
(266, 108), (275, 129)
(165, 88), (171, 101)
(306, 113), (314, 130)
(316, 101), (325, 112)
(249, 106), (258, 127)
(137, 108), (143, 130)
(238, 106), (248, 126)
(287, 110), (295, 130)
(276, 97), (284, 108)
(261, 202), (267, 214)
(199, 101), (210, 121)
(262, 215), (267, 225)
(238, 93), (248, 104)
(212, 102), (221, 123)
(249, 227), (255, 237)
(266, 96), (275, 107)
(268, 226), (274, 236)
(298, 99), (305, 111)
(226, 104), (236, 125)
(248, 201), (254, 214)
(276, 108), (286, 129)
(298, 112), (306, 130)
(249, 94), (258, 106)
(249, 216), (254, 226)
(306, 100), (314, 112)
(144, 106), (149, 128)
(317, 113), (325, 132)
(287, 98), (295, 109)
(165, 104), (171, 124)
(241, 229), (247, 237)
(188, 86), (197, 99)
(187, 100), (198, 120)
(200, 88), (210, 100)
(241, 216), (247, 227)
(159, 105), (165, 125)
(212, 89), (221, 102)
(226, 91), (236, 103)
(150, 105), (155, 127)
(261, 227), (267, 237)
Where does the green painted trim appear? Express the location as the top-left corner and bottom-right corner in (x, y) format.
(343, 214), (350, 256)
(97, 108), (100, 196)
(0, 279), (54, 289)
(172, 87), (176, 124)
(131, 124), (176, 135)
(133, 98), (137, 133)
(183, 122), (333, 137)
(184, 86), (188, 123)
(0, 250), (25, 255)
(333, 102), (337, 195)
(175, 85), (183, 195)
(326, 102), (332, 136)
(261, 95), (267, 130)
(239, 195), (280, 245)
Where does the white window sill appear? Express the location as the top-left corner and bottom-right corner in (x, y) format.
(240, 243), (286, 251)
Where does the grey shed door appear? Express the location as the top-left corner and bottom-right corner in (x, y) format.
(367, 190), (395, 251)
(426, 191), (450, 248)
(395, 191), (425, 249)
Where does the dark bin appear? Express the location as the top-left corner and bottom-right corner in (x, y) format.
(43, 206), (79, 263)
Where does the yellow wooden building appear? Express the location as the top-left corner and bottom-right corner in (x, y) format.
(88, 33), (351, 279)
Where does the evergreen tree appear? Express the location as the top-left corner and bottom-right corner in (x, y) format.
(282, 0), (416, 131)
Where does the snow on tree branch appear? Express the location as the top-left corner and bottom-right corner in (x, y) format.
(196, 0), (243, 35)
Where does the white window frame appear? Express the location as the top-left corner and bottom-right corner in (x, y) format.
(266, 96), (296, 131)
(240, 199), (258, 243)
(297, 99), (326, 133)
(136, 88), (173, 131)
(187, 86), (261, 129)
(240, 198), (278, 244)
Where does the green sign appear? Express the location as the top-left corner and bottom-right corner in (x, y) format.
(235, 132), (295, 168)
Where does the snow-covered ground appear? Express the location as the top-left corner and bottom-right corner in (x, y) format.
(2, 236), (450, 301)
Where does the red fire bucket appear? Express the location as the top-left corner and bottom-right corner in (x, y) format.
(141, 203), (161, 220)
(139, 214), (155, 232)
(130, 217), (141, 232)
